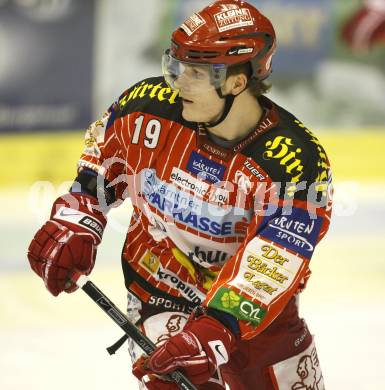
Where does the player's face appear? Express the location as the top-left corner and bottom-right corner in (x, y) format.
(174, 65), (226, 123)
(162, 53), (228, 123)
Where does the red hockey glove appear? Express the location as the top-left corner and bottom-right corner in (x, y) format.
(27, 193), (106, 296)
(132, 358), (178, 390)
(341, 0), (385, 51)
(132, 315), (235, 386)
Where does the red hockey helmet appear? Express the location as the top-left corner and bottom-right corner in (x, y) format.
(162, 0), (276, 90)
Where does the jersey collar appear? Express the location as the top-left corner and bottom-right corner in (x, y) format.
(196, 96), (279, 161)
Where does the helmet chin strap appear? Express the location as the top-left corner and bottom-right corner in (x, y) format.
(203, 88), (235, 128)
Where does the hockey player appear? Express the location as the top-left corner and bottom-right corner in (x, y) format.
(27, 1), (332, 389)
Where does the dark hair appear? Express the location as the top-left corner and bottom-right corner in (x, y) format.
(226, 62), (271, 98)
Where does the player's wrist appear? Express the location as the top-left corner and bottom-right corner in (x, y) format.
(205, 306), (240, 335)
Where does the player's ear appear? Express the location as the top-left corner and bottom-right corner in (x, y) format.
(226, 73), (248, 96)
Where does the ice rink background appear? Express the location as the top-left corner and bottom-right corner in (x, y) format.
(1, 1), (385, 389)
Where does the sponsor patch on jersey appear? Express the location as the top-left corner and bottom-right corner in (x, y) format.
(83, 115), (109, 159)
(156, 267), (205, 305)
(228, 239), (304, 305)
(171, 168), (210, 198)
(139, 250), (160, 273)
(139, 250), (204, 305)
(171, 167), (229, 205)
(148, 295), (194, 314)
(187, 246), (230, 266)
(260, 207), (323, 258)
(208, 187), (229, 206)
(243, 159), (266, 180)
(142, 169), (251, 237)
(214, 8), (253, 33)
(263, 136), (304, 183)
(187, 151), (225, 184)
(209, 287), (266, 327)
(119, 81), (179, 109)
(180, 13), (206, 36)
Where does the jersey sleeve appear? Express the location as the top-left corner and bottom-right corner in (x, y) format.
(76, 88), (137, 205)
(203, 130), (333, 340)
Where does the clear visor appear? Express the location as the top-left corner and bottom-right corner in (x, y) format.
(162, 50), (227, 92)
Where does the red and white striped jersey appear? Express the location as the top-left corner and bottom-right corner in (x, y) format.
(78, 76), (332, 340)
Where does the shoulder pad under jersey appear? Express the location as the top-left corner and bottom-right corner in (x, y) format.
(111, 76), (184, 123)
(243, 100), (330, 201)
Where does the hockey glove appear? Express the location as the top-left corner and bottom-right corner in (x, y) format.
(132, 314), (235, 386)
(27, 193), (106, 296)
(131, 364), (179, 390)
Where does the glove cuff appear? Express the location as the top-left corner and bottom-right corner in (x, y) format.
(185, 314), (236, 368)
(51, 193), (107, 244)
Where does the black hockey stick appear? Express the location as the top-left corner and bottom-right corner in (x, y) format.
(70, 271), (197, 390)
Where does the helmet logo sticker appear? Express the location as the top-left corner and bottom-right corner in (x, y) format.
(180, 13), (206, 36)
(214, 8), (253, 33)
(227, 47), (253, 56)
(219, 4), (239, 12)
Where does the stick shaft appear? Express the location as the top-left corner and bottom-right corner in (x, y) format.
(72, 273), (197, 390)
